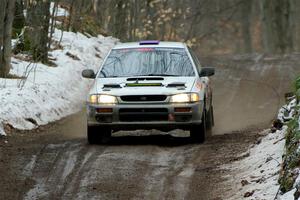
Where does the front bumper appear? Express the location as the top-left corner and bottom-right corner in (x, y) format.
(87, 101), (204, 131)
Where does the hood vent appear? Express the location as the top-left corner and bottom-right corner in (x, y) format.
(125, 83), (163, 87)
(103, 84), (121, 88)
(127, 77), (164, 81)
(167, 82), (186, 88)
(121, 95), (167, 102)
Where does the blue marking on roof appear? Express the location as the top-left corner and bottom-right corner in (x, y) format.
(139, 40), (160, 45)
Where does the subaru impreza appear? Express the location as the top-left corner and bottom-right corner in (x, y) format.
(82, 41), (215, 144)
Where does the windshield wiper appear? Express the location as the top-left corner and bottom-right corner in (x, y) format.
(103, 74), (180, 78)
(104, 75), (129, 78)
(144, 74), (180, 77)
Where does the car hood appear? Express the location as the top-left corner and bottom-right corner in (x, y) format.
(89, 77), (196, 96)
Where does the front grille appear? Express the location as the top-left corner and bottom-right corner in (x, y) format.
(120, 95), (167, 102)
(119, 108), (168, 122)
(127, 77), (164, 81)
(120, 108), (167, 113)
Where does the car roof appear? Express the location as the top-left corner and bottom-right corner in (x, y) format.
(113, 41), (187, 49)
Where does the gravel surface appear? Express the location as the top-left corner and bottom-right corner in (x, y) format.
(1, 54), (299, 199)
(0, 112), (261, 200)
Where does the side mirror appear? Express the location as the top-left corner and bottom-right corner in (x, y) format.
(82, 69), (96, 79)
(199, 67), (215, 77)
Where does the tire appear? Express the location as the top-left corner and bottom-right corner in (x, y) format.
(211, 106), (215, 126)
(190, 110), (206, 143)
(87, 126), (111, 144)
(206, 105), (214, 130)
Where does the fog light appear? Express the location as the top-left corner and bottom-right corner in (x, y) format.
(95, 115), (112, 123)
(174, 107), (191, 112)
(96, 108), (113, 113)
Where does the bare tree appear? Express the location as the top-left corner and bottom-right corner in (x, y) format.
(48, 0), (59, 49)
(0, 0), (15, 77)
(260, 0), (294, 53)
(13, 0), (25, 38)
(25, 0), (50, 63)
(68, 0), (84, 32)
(113, 0), (129, 41)
(20, 0), (298, 55)
(240, 0), (253, 53)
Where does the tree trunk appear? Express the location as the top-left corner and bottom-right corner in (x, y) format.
(145, 0), (156, 40)
(25, 0), (50, 63)
(69, 0), (84, 32)
(290, 0), (300, 52)
(240, 0), (252, 53)
(48, 0), (59, 49)
(260, 0), (294, 53)
(12, 0), (25, 38)
(114, 0), (128, 41)
(0, 0), (15, 77)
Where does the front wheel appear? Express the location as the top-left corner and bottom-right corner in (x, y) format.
(206, 105), (214, 131)
(190, 110), (206, 143)
(87, 126), (111, 144)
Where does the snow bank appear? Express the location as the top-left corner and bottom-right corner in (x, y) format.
(276, 97), (300, 200)
(222, 95), (300, 200)
(50, 2), (69, 17)
(278, 189), (296, 200)
(0, 29), (117, 135)
(223, 128), (286, 200)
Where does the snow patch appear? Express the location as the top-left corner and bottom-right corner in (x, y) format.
(50, 2), (69, 17)
(0, 124), (5, 136)
(0, 29), (117, 135)
(278, 99), (297, 122)
(278, 189), (296, 200)
(62, 149), (78, 179)
(223, 128), (286, 199)
(22, 155), (37, 177)
(178, 166), (194, 177)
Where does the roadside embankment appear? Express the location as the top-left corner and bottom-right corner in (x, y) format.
(0, 29), (117, 136)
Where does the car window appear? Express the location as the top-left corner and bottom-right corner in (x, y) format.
(188, 48), (202, 74)
(99, 47), (195, 78)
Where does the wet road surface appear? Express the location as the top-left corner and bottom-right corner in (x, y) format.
(0, 118), (261, 200)
(1, 54), (300, 200)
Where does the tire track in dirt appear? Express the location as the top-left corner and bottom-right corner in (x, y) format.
(0, 129), (259, 200)
(1, 54), (300, 200)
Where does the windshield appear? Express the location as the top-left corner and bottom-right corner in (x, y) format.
(99, 47), (195, 78)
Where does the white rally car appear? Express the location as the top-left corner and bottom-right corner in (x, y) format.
(82, 41), (215, 144)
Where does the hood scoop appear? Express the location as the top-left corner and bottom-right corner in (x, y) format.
(103, 84), (122, 89)
(167, 82), (186, 88)
(125, 83), (163, 87)
(127, 77), (164, 81)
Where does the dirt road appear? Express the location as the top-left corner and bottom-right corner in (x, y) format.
(0, 115), (261, 200)
(208, 54), (299, 135)
(0, 54), (299, 200)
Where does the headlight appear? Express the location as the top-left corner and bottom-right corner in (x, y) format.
(170, 93), (200, 103)
(89, 94), (118, 104)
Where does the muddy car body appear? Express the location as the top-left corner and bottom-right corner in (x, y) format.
(82, 41), (215, 144)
